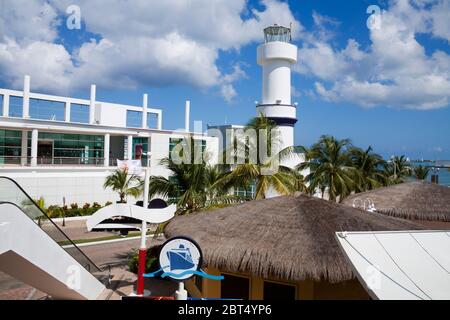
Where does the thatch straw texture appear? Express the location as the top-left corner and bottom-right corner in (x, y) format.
(343, 181), (450, 222)
(165, 193), (421, 283)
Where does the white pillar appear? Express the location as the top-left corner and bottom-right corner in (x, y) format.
(2, 95), (9, 117)
(157, 112), (162, 130)
(142, 94), (148, 129)
(185, 100), (190, 132)
(104, 133), (110, 167)
(31, 129), (38, 167)
(21, 130), (28, 166)
(65, 101), (71, 122)
(23, 75), (30, 118)
(127, 135), (133, 160)
(89, 84), (96, 124)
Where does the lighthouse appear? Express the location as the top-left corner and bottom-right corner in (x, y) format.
(256, 25), (298, 150)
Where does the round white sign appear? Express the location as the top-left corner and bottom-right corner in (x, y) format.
(159, 237), (202, 280)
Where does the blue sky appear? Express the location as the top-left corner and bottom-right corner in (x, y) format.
(0, 0), (449, 159)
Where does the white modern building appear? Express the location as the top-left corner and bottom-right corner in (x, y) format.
(0, 76), (218, 205)
(0, 24), (305, 205)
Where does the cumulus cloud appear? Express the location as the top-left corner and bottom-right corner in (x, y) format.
(0, 39), (73, 93)
(0, 0), (300, 102)
(296, 0), (450, 110)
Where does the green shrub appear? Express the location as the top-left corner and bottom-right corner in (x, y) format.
(66, 208), (82, 217)
(128, 246), (162, 276)
(44, 202), (106, 218)
(104, 201), (113, 206)
(46, 205), (62, 218)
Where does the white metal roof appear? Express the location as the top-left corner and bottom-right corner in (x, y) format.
(335, 230), (450, 300)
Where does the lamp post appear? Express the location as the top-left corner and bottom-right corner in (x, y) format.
(137, 151), (151, 296)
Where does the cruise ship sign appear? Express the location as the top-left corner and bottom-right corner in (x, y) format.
(159, 237), (203, 280)
(143, 237), (224, 281)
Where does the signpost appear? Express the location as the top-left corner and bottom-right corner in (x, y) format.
(143, 236), (223, 300)
(136, 152), (151, 296)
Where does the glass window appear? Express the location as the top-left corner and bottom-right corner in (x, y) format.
(126, 110), (142, 128)
(234, 180), (256, 200)
(0, 129), (23, 164)
(26, 132), (104, 164)
(0, 94), (3, 115)
(9, 96), (23, 117)
(168, 175), (181, 203)
(169, 138), (182, 160)
(147, 112), (158, 129)
(221, 274), (250, 300)
(132, 137), (149, 163)
(264, 25), (291, 43)
(169, 138), (206, 162)
(70, 103), (89, 123)
(263, 281), (296, 300)
(29, 98), (65, 121)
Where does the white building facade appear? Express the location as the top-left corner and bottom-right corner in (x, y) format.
(0, 76), (218, 205)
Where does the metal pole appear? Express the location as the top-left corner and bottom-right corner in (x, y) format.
(137, 152), (151, 296)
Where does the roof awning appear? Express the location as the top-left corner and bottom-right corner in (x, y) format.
(336, 230), (450, 300)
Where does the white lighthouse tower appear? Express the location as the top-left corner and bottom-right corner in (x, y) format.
(256, 25), (298, 150)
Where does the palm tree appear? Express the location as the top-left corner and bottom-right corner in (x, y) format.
(413, 165), (431, 180)
(297, 135), (358, 202)
(147, 157), (240, 215)
(384, 155), (412, 184)
(219, 114), (306, 199)
(103, 169), (142, 203)
(348, 146), (387, 191)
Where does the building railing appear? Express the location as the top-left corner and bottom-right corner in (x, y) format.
(0, 156), (150, 168)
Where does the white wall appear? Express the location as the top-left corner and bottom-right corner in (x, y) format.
(2, 169), (119, 205)
(95, 103), (126, 127)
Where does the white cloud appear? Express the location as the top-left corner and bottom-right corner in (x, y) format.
(296, 0), (450, 110)
(220, 84), (237, 103)
(0, 39), (73, 93)
(431, 146), (443, 153)
(0, 0), (300, 103)
(0, 0), (59, 43)
(220, 64), (248, 102)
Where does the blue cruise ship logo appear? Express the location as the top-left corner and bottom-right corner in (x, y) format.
(144, 237), (223, 281)
(167, 244), (195, 271)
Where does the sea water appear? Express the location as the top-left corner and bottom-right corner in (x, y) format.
(410, 161), (450, 187)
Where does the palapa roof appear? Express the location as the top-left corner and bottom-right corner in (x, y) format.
(343, 181), (450, 222)
(165, 193), (421, 283)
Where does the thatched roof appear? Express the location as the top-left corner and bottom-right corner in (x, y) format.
(165, 193), (421, 283)
(343, 181), (450, 222)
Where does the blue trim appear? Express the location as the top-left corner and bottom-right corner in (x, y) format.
(267, 117), (298, 127)
(144, 267), (224, 281)
(256, 103), (296, 108)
